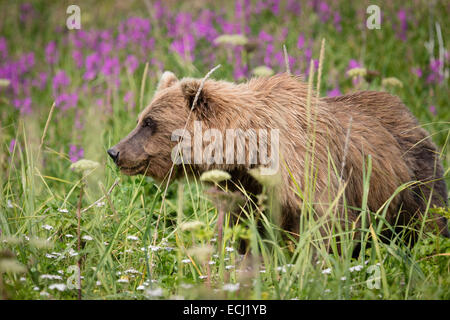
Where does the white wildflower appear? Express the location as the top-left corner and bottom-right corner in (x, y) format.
(82, 235), (93, 241)
(321, 268), (332, 275)
(199, 169), (231, 184)
(225, 265), (235, 270)
(65, 234), (74, 238)
(124, 268), (141, 275)
(349, 265), (363, 272)
(42, 224), (53, 231)
(181, 259), (191, 264)
(222, 283), (240, 292)
(58, 208), (69, 213)
(68, 248), (78, 257)
(252, 66), (274, 77)
(180, 221), (205, 232)
(117, 278), (129, 283)
(49, 283), (67, 291)
(127, 235), (139, 241)
(146, 287), (163, 297)
(96, 201), (105, 207)
(40, 274), (63, 280)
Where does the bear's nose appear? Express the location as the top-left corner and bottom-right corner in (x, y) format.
(107, 148), (119, 164)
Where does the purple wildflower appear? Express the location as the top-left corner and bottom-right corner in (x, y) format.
(297, 34), (305, 49)
(124, 91), (135, 110)
(52, 70), (70, 91)
(411, 67), (422, 78)
(9, 139), (16, 153)
(396, 9), (408, 41)
(429, 105), (436, 116)
(101, 56), (120, 77)
(426, 58), (444, 84)
(69, 145), (84, 163)
(327, 87), (342, 97)
(45, 41), (59, 65)
(125, 55), (139, 73)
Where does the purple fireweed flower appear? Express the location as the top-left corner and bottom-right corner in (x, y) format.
(194, 10), (218, 42)
(304, 47), (312, 63)
(426, 58), (444, 84)
(327, 87), (342, 97)
(125, 55), (139, 73)
(124, 91), (135, 110)
(334, 12), (342, 32)
(55, 92), (78, 110)
(264, 43), (274, 66)
(32, 72), (48, 90)
(52, 70), (70, 91)
(154, 0), (165, 20)
(170, 34), (195, 61)
(13, 97), (32, 114)
(411, 67), (422, 78)
(259, 30), (273, 43)
(297, 34), (305, 49)
(72, 50), (83, 68)
(45, 41), (59, 65)
(101, 56), (120, 77)
(270, 0), (280, 15)
(84, 52), (101, 80)
(396, 9), (408, 41)
(20, 3), (36, 23)
(347, 59), (361, 70)
(9, 139), (16, 153)
(18, 52), (35, 74)
(429, 105), (436, 115)
(287, 0), (301, 15)
(69, 145), (84, 163)
(317, 1), (331, 23)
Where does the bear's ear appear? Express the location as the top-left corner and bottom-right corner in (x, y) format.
(156, 71), (178, 91)
(180, 78), (212, 117)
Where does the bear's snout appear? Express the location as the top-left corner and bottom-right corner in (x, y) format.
(107, 147), (119, 164)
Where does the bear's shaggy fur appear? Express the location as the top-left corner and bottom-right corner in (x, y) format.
(109, 72), (449, 242)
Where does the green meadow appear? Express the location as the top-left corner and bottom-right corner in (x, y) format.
(0, 1), (448, 300)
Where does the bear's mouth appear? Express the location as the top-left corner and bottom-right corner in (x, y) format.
(119, 161), (150, 175)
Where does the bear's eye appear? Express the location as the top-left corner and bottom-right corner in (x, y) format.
(142, 117), (156, 131)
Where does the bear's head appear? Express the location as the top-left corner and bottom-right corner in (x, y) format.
(107, 71), (231, 180)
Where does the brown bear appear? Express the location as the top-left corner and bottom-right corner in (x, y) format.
(108, 72), (449, 246)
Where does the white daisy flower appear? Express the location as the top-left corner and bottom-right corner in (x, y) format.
(40, 274), (63, 280)
(222, 283), (240, 292)
(349, 265), (363, 272)
(321, 268), (332, 275)
(49, 283), (67, 291)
